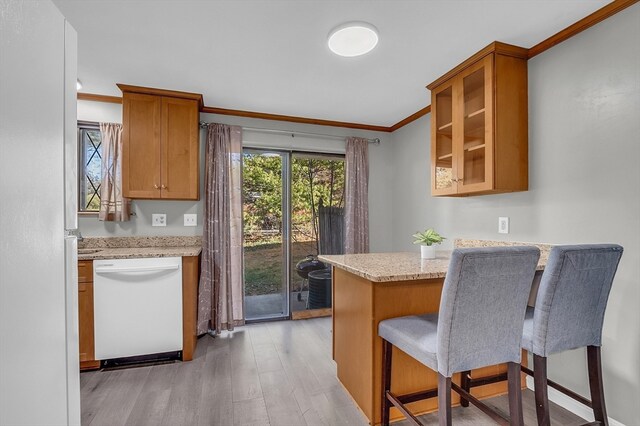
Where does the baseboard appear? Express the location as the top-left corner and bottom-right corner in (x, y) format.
(525, 376), (625, 426)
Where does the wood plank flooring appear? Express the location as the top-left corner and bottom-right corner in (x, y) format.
(81, 317), (586, 425)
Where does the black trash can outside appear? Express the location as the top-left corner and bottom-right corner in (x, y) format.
(307, 268), (332, 309)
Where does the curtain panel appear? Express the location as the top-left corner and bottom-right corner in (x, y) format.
(98, 122), (130, 221)
(197, 123), (244, 335)
(344, 136), (370, 254)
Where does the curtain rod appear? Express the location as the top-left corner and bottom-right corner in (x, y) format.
(199, 121), (380, 144)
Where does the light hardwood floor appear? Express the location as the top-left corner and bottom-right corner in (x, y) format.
(81, 317), (585, 425)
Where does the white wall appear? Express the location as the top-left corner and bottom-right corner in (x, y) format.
(390, 5), (640, 424)
(77, 103), (395, 252)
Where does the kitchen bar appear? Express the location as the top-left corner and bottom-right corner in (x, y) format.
(320, 239), (551, 425)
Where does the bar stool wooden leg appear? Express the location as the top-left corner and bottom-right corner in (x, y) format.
(438, 373), (452, 426)
(588, 346), (609, 426)
(533, 354), (551, 426)
(507, 362), (524, 426)
(460, 370), (471, 407)
(381, 339), (393, 426)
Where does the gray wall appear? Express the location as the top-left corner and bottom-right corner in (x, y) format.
(390, 5), (640, 424)
(77, 103), (395, 252)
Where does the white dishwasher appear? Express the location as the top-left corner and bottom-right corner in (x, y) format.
(93, 257), (183, 360)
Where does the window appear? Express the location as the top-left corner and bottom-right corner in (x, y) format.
(78, 121), (102, 212)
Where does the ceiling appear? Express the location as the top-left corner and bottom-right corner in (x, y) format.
(53, 0), (609, 127)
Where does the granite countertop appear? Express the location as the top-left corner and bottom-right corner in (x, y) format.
(78, 236), (202, 260)
(319, 251), (453, 282)
(319, 239), (551, 283)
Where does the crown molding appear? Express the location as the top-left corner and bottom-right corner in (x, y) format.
(77, 1), (637, 133)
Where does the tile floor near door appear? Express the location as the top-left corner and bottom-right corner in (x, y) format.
(81, 317), (585, 426)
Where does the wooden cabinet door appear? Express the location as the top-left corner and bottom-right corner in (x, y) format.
(122, 92), (162, 198)
(430, 81), (458, 196)
(456, 55), (494, 194)
(78, 281), (95, 363)
(160, 96), (199, 200)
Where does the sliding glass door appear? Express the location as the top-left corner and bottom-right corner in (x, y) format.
(290, 153), (344, 315)
(243, 149), (289, 320)
(243, 149), (344, 321)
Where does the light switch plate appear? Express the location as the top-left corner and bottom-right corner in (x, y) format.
(152, 213), (167, 227)
(498, 217), (509, 234)
(184, 214), (197, 227)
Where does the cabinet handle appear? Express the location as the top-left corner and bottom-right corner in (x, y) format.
(154, 184), (159, 189)
(161, 184), (167, 189)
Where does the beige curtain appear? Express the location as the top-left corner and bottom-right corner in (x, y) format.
(98, 122), (130, 221)
(344, 137), (369, 254)
(197, 123), (244, 335)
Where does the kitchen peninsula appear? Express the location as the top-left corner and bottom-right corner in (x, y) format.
(319, 240), (550, 425)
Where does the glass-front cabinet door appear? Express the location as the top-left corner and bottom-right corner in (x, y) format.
(457, 55), (493, 193)
(431, 83), (456, 195)
(430, 54), (494, 196)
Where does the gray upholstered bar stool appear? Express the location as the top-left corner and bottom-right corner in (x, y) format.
(521, 244), (622, 426)
(461, 244), (623, 426)
(378, 246), (540, 426)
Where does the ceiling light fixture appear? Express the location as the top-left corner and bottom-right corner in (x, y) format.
(76, 79), (82, 91)
(328, 21), (378, 57)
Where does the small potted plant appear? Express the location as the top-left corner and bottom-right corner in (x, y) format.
(413, 228), (446, 259)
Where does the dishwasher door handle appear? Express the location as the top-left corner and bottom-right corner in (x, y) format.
(94, 264), (180, 274)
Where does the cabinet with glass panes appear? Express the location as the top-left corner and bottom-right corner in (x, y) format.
(428, 42), (529, 196)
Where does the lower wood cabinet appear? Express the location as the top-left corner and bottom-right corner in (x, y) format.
(181, 255), (200, 361)
(78, 260), (100, 370)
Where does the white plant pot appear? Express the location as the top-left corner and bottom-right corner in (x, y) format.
(421, 245), (436, 259)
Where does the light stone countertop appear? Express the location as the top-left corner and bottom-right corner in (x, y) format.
(319, 239), (551, 283)
(77, 236), (202, 260)
(319, 251), (454, 282)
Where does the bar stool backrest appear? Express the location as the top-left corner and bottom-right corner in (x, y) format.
(437, 246), (540, 377)
(531, 244), (623, 357)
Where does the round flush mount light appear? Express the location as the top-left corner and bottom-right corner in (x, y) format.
(76, 79), (83, 91)
(328, 21), (378, 57)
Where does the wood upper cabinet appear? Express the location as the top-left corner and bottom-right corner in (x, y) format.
(119, 84), (202, 200)
(428, 42), (528, 196)
(121, 92), (162, 198)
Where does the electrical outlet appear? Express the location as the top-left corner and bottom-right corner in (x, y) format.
(184, 214), (197, 227)
(498, 217), (509, 234)
(152, 213), (167, 227)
